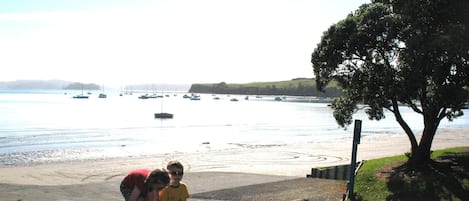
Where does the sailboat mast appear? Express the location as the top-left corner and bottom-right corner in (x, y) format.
(161, 91), (164, 112)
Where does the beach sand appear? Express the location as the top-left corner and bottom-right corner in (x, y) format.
(0, 128), (468, 201)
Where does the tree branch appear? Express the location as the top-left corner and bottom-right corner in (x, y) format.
(437, 107), (448, 121)
(391, 98), (419, 151)
(408, 102), (423, 114)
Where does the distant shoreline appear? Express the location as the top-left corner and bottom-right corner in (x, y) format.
(0, 80), (191, 92)
(0, 79), (343, 97)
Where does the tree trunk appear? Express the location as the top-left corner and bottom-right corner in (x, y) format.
(408, 127), (436, 168)
(408, 109), (439, 167)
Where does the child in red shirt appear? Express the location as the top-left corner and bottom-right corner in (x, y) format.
(120, 168), (169, 201)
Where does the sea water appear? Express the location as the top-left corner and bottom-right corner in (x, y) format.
(0, 90), (468, 165)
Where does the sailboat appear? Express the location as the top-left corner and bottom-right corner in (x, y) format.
(154, 91), (173, 119)
(73, 84), (89, 99)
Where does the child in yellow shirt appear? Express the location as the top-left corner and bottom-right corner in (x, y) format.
(159, 160), (190, 201)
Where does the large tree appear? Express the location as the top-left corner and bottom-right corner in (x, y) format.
(311, 0), (469, 166)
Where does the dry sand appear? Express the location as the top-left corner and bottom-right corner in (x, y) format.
(0, 127), (467, 201)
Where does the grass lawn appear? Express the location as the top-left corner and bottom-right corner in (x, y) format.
(351, 147), (469, 201)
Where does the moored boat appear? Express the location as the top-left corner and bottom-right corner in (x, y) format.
(73, 84), (89, 99)
(154, 112), (173, 119)
(73, 95), (89, 99)
(155, 92), (173, 119)
(138, 94), (149, 99)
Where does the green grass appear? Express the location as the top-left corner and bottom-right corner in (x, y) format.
(352, 147), (469, 201)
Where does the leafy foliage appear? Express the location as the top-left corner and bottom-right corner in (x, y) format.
(312, 2), (405, 125)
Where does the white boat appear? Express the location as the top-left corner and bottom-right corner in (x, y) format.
(190, 95), (201, 100)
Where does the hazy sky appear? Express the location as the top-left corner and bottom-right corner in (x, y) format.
(0, 0), (369, 86)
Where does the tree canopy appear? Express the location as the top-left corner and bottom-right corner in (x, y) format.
(311, 0), (469, 165)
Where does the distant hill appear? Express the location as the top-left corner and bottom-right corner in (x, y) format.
(0, 80), (102, 90)
(0, 80), (191, 91)
(0, 80), (72, 90)
(63, 82), (100, 90)
(188, 78), (343, 97)
(0, 79), (339, 96)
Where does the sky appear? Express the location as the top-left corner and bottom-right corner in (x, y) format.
(0, 0), (369, 86)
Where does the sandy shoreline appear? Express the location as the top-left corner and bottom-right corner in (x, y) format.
(0, 127), (468, 200)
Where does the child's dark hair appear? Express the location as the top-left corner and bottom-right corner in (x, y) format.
(167, 160), (184, 171)
(145, 168), (169, 191)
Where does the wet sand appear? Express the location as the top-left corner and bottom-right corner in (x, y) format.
(0, 127), (467, 201)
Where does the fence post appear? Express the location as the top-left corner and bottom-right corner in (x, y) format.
(348, 119), (362, 200)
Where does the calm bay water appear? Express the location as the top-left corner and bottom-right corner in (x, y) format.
(1, 90), (468, 165)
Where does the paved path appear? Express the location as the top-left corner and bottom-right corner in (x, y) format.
(0, 172), (347, 201)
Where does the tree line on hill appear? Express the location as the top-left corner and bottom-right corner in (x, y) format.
(188, 79), (344, 97)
